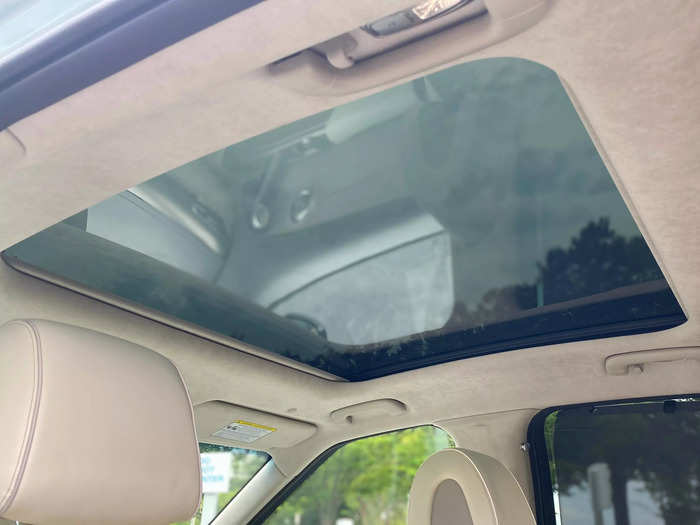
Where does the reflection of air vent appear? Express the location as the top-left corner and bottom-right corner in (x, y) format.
(314, 0), (487, 68)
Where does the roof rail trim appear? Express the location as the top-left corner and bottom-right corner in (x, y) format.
(0, 0), (264, 130)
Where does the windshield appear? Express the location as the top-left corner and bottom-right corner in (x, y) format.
(173, 443), (270, 525)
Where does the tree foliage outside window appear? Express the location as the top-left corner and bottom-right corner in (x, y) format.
(545, 398), (700, 525)
(264, 426), (453, 525)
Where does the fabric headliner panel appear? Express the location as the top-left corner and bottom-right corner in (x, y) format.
(0, 0), (266, 130)
(0, 0), (699, 520)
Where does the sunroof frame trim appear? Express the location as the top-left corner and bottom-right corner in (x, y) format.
(0, 251), (345, 382)
(3, 248), (686, 382)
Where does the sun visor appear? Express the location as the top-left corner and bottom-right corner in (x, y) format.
(195, 401), (317, 449)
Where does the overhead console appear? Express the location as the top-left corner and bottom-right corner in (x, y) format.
(269, 0), (551, 95)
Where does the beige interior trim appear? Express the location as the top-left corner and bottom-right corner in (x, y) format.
(216, 460), (287, 524)
(269, 0), (550, 95)
(605, 347), (700, 376)
(438, 410), (539, 502)
(329, 399), (408, 424)
(407, 448), (535, 525)
(3, 255), (343, 382)
(0, 129), (25, 169)
(0, 320), (201, 525)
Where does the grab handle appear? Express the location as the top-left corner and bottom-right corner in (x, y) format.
(605, 347), (700, 376)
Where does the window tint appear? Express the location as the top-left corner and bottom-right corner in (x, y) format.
(3, 57), (685, 380)
(536, 397), (700, 525)
(173, 443), (269, 525)
(272, 233), (453, 345)
(262, 426), (453, 524)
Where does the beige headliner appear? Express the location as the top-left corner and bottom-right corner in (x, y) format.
(1, 0), (699, 517)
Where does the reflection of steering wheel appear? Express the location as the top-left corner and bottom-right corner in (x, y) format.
(284, 313), (328, 340)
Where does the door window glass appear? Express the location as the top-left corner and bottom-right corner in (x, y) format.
(537, 397), (700, 525)
(263, 426), (453, 524)
(173, 443), (269, 525)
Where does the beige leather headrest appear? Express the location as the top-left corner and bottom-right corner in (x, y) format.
(407, 448), (535, 525)
(0, 320), (201, 525)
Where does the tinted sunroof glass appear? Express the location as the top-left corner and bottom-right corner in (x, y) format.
(4, 58), (685, 380)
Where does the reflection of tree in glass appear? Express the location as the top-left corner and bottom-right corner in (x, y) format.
(537, 217), (662, 304)
(264, 426), (452, 525)
(549, 403), (700, 525)
(449, 217), (664, 328)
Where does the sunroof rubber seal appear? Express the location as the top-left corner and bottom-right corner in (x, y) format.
(0, 0), (264, 130)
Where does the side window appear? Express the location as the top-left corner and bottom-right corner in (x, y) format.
(263, 426), (453, 525)
(173, 443), (270, 525)
(533, 397), (700, 525)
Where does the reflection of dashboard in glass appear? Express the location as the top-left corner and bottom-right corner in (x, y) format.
(273, 233), (454, 346)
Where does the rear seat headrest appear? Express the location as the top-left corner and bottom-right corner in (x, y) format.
(408, 448), (535, 525)
(0, 320), (201, 525)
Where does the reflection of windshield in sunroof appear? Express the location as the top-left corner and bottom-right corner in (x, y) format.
(4, 58), (686, 380)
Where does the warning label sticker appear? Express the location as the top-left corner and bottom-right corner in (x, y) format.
(213, 420), (277, 443)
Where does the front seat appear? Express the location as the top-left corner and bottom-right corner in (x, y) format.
(0, 319), (201, 525)
(407, 448), (536, 525)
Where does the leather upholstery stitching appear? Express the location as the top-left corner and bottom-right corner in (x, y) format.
(0, 320), (43, 516)
(173, 362), (203, 515)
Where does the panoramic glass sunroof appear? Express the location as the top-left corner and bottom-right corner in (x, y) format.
(4, 58), (685, 380)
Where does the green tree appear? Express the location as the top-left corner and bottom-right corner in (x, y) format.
(551, 411), (652, 525)
(549, 403), (700, 525)
(344, 428), (451, 524)
(264, 427), (452, 525)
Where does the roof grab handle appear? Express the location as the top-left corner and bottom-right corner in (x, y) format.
(605, 347), (700, 376)
(330, 399), (408, 424)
